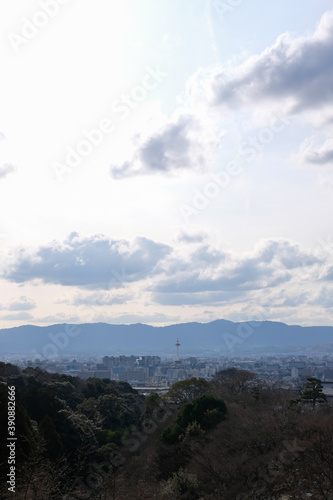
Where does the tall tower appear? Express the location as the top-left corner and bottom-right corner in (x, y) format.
(175, 339), (180, 361)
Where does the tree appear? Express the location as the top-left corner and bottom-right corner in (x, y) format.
(212, 368), (256, 393)
(142, 392), (161, 418)
(251, 386), (260, 403)
(164, 378), (210, 404)
(160, 395), (227, 444)
(0, 362), (20, 377)
(78, 393), (141, 430)
(177, 395), (227, 431)
(161, 468), (200, 498)
(301, 377), (327, 409)
(39, 415), (64, 460)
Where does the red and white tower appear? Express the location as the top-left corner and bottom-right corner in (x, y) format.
(175, 339), (180, 361)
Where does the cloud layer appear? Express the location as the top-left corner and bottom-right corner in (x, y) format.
(4, 233), (171, 290)
(2, 231), (333, 324)
(198, 11), (333, 115)
(151, 239), (320, 305)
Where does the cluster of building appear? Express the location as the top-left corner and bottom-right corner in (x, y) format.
(2, 339), (333, 396)
(56, 353), (213, 388)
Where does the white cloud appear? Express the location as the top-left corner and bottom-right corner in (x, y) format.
(68, 291), (133, 306)
(0, 163), (16, 179)
(35, 313), (81, 324)
(1, 312), (33, 321)
(151, 239), (323, 305)
(92, 312), (179, 324)
(3, 234), (172, 290)
(177, 230), (206, 244)
(297, 135), (333, 166)
(189, 10), (333, 118)
(110, 110), (222, 178)
(8, 296), (36, 311)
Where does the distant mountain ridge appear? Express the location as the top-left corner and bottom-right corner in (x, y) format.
(0, 319), (333, 356)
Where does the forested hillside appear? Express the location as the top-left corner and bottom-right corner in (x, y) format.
(1, 363), (333, 499)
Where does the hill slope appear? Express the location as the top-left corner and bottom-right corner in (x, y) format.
(0, 319), (332, 356)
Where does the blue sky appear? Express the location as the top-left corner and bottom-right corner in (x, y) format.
(1, 0), (333, 328)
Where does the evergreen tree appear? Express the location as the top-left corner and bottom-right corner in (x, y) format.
(301, 377), (327, 409)
(39, 414), (64, 460)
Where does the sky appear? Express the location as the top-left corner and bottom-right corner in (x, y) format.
(1, 0), (333, 329)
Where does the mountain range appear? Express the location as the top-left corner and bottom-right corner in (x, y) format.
(0, 320), (333, 358)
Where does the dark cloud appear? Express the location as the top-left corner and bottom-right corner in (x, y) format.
(4, 234), (171, 290)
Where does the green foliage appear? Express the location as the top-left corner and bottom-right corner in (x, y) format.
(160, 395), (227, 444)
(301, 377), (327, 409)
(82, 377), (138, 399)
(164, 377), (210, 404)
(55, 408), (98, 459)
(203, 408), (222, 429)
(0, 386), (35, 482)
(0, 364), (144, 498)
(45, 380), (75, 401)
(38, 414), (64, 460)
(142, 391), (161, 417)
(82, 377), (114, 398)
(97, 429), (123, 447)
(78, 392), (142, 430)
(20, 387), (66, 423)
(183, 421), (204, 440)
(161, 468), (199, 497)
(251, 386), (260, 402)
(4, 361), (333, 499)
(177, 394), (227, 431)
(160, 423), (183, 444)
(0, 362), (20, 377)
